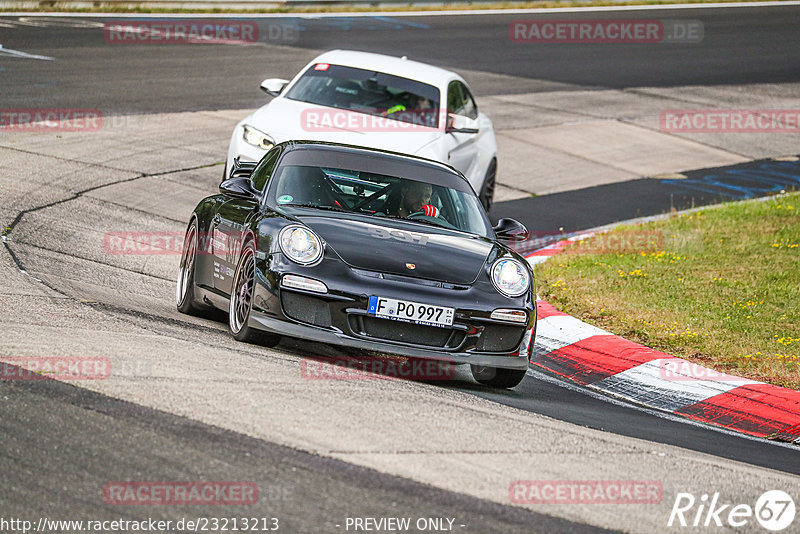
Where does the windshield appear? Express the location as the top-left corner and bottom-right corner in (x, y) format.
(284, 64), (441, 128)
(269, 164), (491, 237)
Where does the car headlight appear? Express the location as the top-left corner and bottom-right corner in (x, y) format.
(491, 258), (530, 297)
(242, 125), (275, 150)
(279, 225), (323, 265)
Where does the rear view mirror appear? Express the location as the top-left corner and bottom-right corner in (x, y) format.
(260, 78), (290, 97)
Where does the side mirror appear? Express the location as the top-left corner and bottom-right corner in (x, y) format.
(228, 157), (258, 181)
(445, 113), (479, 134)
(493, 218), (529, 243)
(219, 177), (259, 200)
(260, 78), (290, 97)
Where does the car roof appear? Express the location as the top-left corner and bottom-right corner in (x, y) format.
(277, 140), (472, 188)
(309, 50), (459, 88)
(281, 140), (457, 172)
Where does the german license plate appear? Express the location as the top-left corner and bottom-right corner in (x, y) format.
(368, 296), (454, 328)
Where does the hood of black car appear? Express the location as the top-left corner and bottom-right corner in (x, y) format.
(299, 215), (494, 285)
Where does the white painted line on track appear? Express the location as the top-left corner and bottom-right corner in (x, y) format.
(2, 2), (799, 18)
(533, 314), (610, 355)
(0, 44), (54, 60)
(525, 366), (799, 450)
(590, 358), (759, 412)
(526, 256), (550, 265)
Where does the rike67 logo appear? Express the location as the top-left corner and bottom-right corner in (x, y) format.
(668, 490), (795, 531)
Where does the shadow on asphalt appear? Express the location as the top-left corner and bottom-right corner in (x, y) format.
(493, 156), (800, 233)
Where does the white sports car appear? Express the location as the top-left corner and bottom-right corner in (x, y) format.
(226, 49), (499, 211)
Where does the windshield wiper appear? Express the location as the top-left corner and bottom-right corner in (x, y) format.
(282, 203), (349, 213)
(403, 217), (450, 229)
(378, 214), (456, 232)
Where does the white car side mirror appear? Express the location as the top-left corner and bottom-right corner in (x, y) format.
(260, 78), (290, 97)
(445, 113), (479, 134)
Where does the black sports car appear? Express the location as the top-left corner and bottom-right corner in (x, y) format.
(176, 141), (536, 388)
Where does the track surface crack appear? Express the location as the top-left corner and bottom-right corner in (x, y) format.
(1, 160), (222, 339)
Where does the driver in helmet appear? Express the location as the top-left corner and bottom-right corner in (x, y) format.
(388, 181), (438, 218)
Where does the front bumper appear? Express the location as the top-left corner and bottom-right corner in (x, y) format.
(249, 310), (531, 370)
(247, 253), (536, 371)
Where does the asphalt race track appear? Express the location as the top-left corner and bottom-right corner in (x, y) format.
(1, 5), (799, 533)
(3, 5), (800, 113)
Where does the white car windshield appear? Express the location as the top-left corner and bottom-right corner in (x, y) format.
(284, 63), (441, 128)
(270, 164), (490, 237)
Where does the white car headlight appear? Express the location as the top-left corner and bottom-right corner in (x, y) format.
(491, 258), (530, 297)
(279, 225), (323, 265)
(242, 125), (275, 150)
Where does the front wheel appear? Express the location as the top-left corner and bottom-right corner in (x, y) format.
(470, 365), (527, 389)
(229, 242), (281, 347)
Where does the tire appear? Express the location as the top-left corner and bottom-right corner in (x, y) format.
(228, 241), (281, 347)
(470, 365), (527, 389)
(479, 159), (496, 213)
(176, 221), (204, 315)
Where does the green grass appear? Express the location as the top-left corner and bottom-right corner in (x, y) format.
(536, 192), (800, 390)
